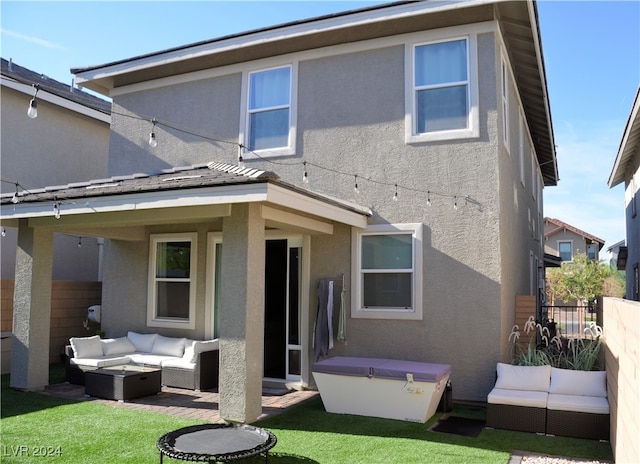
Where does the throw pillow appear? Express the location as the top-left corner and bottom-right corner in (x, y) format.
(127, 331), (157, 352)
(70, 335), (103, 358)
(549, 367), (607, 397)
(495, 362), (551, 392)
(101, 337), (136, 356)
(151, 335), (186, 357)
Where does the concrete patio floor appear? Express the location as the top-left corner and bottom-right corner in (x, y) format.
(43, 382), (319, 422)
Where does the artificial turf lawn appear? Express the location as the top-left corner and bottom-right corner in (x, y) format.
(0, 366), (613, 464)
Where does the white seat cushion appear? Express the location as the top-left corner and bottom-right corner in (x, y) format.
(127, 353), (175, 367)
(495, 363), (551, 392)
(70, 355), (131, 368)
(487, 388), (548, 408)
(547, 393), (610, 414)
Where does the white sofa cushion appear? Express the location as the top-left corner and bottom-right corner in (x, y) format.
(549, 367), (607, 397)
(547, 393), (610, 414)
(127, 353), (176, 367)
(101, 337), (137, 356)
(70, 355), (130, 368)
(70, 335), (103, 358)
(487, 388), (548, 408)
(190, 339), (218, 363)
(152, 335), (186, 357)
(127, 331), (157, 352)
(495, 363), (551, 392)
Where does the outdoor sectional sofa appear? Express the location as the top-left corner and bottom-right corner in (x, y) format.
(486, 362), (609, 440)
(64, 332), (219, 391)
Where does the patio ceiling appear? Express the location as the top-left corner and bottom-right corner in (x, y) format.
(0, 162), (371, 240)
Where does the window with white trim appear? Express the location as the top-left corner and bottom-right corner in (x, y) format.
(242, 65), (296, 157)
(407, 36), (478, 143)
(352, 223), (423, 320)
(558, 241), (572, 262)
(147, 233), (197, 329)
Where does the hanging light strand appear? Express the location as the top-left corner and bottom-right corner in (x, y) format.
(27, 84), (40, 119)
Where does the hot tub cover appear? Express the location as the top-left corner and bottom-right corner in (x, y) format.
(312, 356), (451, 383)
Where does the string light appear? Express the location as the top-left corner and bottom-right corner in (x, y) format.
(27, 84), (40, 119)
(453, 196), (458, 210)
(148, 118), (158, 147)
(11, 184), (19, 204)
(238, 145), (245, 169)
(393, 184), (398, 201)
(77, 237), (82, 248)
(53, 201), (61, 219)
(427, 191), (431, 206)
(302, 161), (309, 184)
(354, 175), (359, 194)
(1, 228), (6, 238)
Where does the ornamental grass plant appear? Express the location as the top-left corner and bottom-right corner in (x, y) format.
(0, 365), (613, 464)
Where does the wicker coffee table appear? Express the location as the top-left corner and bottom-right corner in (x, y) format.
(157, 424), (277, 463)
(85, 364), (161, 401)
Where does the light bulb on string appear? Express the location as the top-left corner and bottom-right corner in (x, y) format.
(27, 84), (39, 119)
(393, 184), (398, 201)
(148, 118), (158, 147)
(453, 196), (458, 210)
(427, 191), (431, 206)
(53, 202), (61, 220)
(77, 237), (82, 248)
(302, 161), (309, 184)
(1, 228), (6, 238)
(11, 184), (19, 204)
(354, 175), (359, 194)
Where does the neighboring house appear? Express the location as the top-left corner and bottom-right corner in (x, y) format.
(543, 217), (604, 262)
(0, 0), (558, 423)
(609, 86), (640, 301)
(0, 58), (111, 281)
(606, 239), (627, 271)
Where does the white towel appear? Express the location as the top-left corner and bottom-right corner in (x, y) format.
(327, 281), (334, 350)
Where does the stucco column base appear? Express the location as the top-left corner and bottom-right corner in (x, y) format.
(10, 220), (53, 390)
(219, 203), (265, 423)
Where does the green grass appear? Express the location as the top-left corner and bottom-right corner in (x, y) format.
(1, 366), (614, 464)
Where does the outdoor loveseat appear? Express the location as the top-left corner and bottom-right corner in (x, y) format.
(64, 332), (219, 391)
(486, 362), (609, 440)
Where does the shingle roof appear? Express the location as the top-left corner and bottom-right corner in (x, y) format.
(544, 217), (605, 247)
(1, 57), (111, 114)
(1, 162), (273, 204)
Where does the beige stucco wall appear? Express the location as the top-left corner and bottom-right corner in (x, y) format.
(100, 28), (542, 401)
(603, 297), (640, 463)
(0, 85), (109, 280)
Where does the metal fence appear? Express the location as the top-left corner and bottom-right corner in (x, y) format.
(540, 303), (598, 339)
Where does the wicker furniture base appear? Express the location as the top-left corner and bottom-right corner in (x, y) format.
(546, 409), (609, 440)
(85, 365), (161, 401)
(157, 424), (277, 463)
(486, 403), (547, 434)
(162, 349), (219, 391)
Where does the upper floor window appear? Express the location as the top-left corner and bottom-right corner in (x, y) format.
(352, 223), (423, 320)
(406, 36), (478, 143)
(242, 65), (296, 157)
(587, 244), (598, 261)
(558, 241), (572, 262)
(147, 233), (197, 329)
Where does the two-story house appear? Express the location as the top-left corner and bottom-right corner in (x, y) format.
(609, 87), (640, 301)
(1, 0), (557, 423)
(0, 58), (111, 366)
(544, 217), (605, 262)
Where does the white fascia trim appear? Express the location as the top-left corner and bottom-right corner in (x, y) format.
(1, 77), (111, 123)
(110, 21), (496, 98)
(265, 184), (370, 229)
(77, 0), (496, 90)
(0, 183), (270, 220)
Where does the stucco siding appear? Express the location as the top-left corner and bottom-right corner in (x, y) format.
(624, 161), (639, 299)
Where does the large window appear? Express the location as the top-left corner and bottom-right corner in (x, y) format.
(243, 65), (296, 157)
(148, 233), (197, 329)
(407, 36), (478, 143)
(558, 241), (573, 262)
(352, 224), (423, 320)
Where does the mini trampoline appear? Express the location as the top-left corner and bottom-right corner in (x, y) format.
(157, 423), (277, 463)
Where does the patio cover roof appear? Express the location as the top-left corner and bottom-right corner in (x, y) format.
(0, 162), (372, 239)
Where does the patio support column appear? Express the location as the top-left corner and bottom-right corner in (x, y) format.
(219, 203), (265, 423)
(10, 219), (53, 390)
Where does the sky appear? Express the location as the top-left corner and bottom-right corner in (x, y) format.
(1, 1), (639, 258)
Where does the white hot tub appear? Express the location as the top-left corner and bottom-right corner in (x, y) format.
(312, 356), (451, 423)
